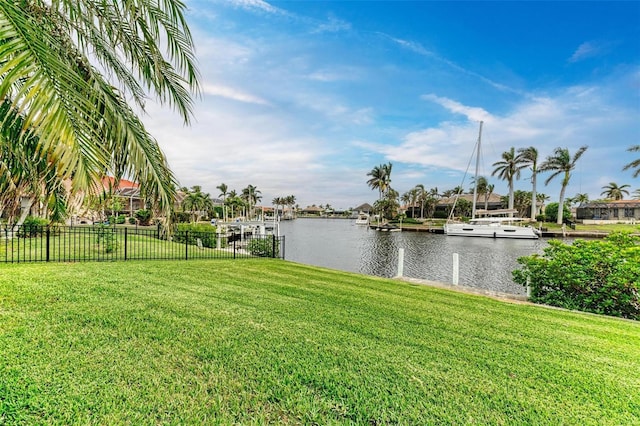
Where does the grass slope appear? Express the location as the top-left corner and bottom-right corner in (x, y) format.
(1, 260), (638, 424)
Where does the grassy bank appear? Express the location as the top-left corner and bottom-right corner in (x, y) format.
(1, 260), (638, 424)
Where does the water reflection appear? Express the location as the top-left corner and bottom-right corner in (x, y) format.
(279, 218), (551, 295)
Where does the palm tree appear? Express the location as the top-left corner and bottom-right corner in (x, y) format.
(0, 101), (65, 228)
(517, 147), (539, 219)
(217, 183), (229, 221)
(242, 185), (261, 220)
(601, 182), (630, 200)
(572, 193), (590, 206)
(367, 162), (392, 222)
(539, 146), (588, 225)
(401, 192), (411, 215)
(285, 195), (296, 219)
(485, 184), (495, 211)
(0, 0), (200, 221)
(366, 163), (393, 200)
(492, 147), (527, 217)
(470, 176), (488, 212)
(623, 145), (640, 178)
(182, 186), (210, 222)
(414, 184), (426, 218)
(633, 189), (640, 200)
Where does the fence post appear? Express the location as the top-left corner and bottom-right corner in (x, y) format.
(452, 253), (459, 285)
(395, 248), (404, 278)
(46, 226), (50, 262)
(185, 230), (189, 260)
(124, 227), (128, 261)
(272, 234), (276, 258)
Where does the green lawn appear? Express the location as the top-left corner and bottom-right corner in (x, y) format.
(1, 260), (638, 424)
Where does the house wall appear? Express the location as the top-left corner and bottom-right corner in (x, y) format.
(582, 219), (638, 225)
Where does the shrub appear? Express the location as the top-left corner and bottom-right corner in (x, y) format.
(128, 217), (136, 225)
(513, 232), (640, 319)
(18, 216), (50, 237)
(107, 215), (125, 225)
(247, 236), (280, 258)
(173, 223), (220, 248)
(544, 202), (571, 223)
(135, 209), (152, 226)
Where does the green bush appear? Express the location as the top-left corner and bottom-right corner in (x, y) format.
(513, 233), (640, 319)
(107, 215), (125, 225)
(128, 217), (136, 225)
(433, 211), (448, 219)
(172, 211), (191, 223)
(247, 237), (280, 258)
(544, 202), (571, 223)
(135, 209), (152, 226)
(18, 216), (50, 237)
(173, 223), (220, 248)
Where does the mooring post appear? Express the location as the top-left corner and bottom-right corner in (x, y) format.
(526, 277), (531, 298)
(396, 248), (405, 278)
(452, 253), (459, 285)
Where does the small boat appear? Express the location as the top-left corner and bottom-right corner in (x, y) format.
(354, 212), (370, 225)
(444, 121), (539, 240)
(375, 223), (401, 232)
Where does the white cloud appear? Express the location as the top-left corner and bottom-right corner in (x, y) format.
(202, 83), (270, 105)
(569, 41), (603, 63)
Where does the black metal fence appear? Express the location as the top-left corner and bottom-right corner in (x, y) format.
(1, 224), (285, 263)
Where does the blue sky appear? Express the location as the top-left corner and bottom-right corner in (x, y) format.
(143, 0), (640, 209)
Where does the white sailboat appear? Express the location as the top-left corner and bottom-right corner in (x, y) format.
(444, 121), (540, 239)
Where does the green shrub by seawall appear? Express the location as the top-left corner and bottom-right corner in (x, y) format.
(514, 233), (640, 320)
(1, 260), (638, 424)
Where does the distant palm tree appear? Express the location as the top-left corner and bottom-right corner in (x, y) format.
(182, 186), (210, 222)
(601, 182), (630, 200)
(440, 188), (456, 198)
(485, 184), (495, 211)
(539, 146), (588, 225)
(470, 176), (488, 212)
(414, 184), (426, 218)
(217, 183), (229, 221)
(572, 193), (590, 206)
(366, 163), (393, 200)
(633, 189), (640, 200)
(367, 162), (392, 221)
(623, 145), (640, 178)
(285, 195), (296, 218)
(492, 147), (527, 217)
(242, 185), (261, 220)
(517, 146), (539, 219)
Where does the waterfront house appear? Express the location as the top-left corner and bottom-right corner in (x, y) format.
(576, 200), (640, 224)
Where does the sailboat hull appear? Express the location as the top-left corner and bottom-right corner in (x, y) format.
(444, 222), (539, 239)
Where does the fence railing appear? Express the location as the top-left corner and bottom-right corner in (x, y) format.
(1, 224), (285, 263)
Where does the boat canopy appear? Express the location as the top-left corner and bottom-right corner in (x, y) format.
(474, 208), (520, 217)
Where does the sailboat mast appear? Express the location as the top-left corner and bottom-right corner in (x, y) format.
(471, 121), (483, 219)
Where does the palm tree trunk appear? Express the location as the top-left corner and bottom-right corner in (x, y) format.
(508, 181), (514, 217)
(557, 185), (567, 225)
(531, 173), (537, 220)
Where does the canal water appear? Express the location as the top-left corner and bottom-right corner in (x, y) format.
(278, 218), (554, 295)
